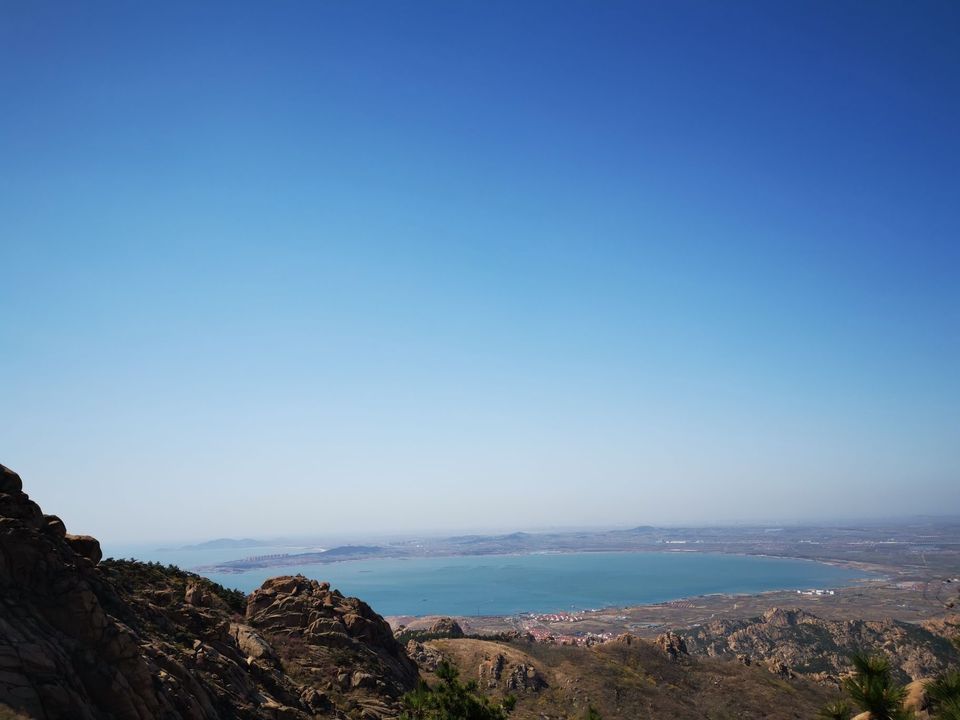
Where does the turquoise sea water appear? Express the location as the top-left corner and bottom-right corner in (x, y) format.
(144, 551), (872, 617)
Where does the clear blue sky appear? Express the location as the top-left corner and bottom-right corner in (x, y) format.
(2, 1), (958, 543)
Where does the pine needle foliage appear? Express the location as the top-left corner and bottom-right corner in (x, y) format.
(840, 652), (913, 720)
(817, 700), (854, 720)
(929, 670), (960, 720)
(399, 661), (515, 720)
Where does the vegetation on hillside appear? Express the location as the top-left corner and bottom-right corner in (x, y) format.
(100, 558), (247, 613)
(843, 652), (911, 720)
(821, 651), (960, 720)
(400, 661), (516, 720)
(928, 670), (960, 720)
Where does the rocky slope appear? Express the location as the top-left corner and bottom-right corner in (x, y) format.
(0, 463), (415, 719)
(3, 460), (958, 720)
(678, 607), (960, 683)
(419, 628), (960, 720)
(420, 634), (842, 719)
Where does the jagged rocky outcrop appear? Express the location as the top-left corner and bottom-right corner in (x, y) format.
(478, 652), (546, 693)
(404, 641), (445, 673)
(245, 575), (417, 703)
(425, 618), (463, 639)
(679, 607), (960, 683)
(0, 463), (416, 719)
(393, 617), (465, 644)
(653, 631), (688, 662)
(922, 613), (960, 644)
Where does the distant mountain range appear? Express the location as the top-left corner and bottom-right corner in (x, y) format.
(185, 516), (960, 578)
(204, 544), (386, 571)
(169, 538), (275, 551)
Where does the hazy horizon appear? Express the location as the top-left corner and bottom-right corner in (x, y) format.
(3, 1), (958, 544)
(101, 512), (960, 551)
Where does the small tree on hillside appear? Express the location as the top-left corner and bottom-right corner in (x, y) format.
(822, 648), (960, 720)
(842, 652), (912, 720)
(817, 700), (853, 720)
(928, 669), (960, 720)
(399, 661), (515, 720)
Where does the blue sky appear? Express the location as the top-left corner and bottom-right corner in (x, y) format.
(2, 1), (958, 542)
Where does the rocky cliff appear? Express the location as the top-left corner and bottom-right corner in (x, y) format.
(0, 463), (416, 719)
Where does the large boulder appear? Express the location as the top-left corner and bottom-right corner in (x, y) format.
(43, 515), (66, 538)
(0, 464), (22, 493)
(229, 622), (278, 664)
(64, 534), (102, 565)
(428, 617), (464, 638)
(903, 678), (931, 713)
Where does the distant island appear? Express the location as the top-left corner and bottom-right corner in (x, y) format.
(199, 544), (386, 571)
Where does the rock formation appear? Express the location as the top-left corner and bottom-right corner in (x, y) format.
(3, 459), (958, 720)
(0, 463), (416, 719)
(653, 631), (689, 662)
(679, 607), (960, 682)
(392, 616), (465, 643)
(425, 618), (464, 639)
(405, 641), (445, 672)
(478, 652), (546, 692)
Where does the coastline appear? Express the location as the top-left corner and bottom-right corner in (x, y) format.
(195, 548), (882, 619)
(397, 575), (952, 643)
(195, 545), (901, 576)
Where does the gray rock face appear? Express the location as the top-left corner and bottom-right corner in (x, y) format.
(228, 622), (278, 664)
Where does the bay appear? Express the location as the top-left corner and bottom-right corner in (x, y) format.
(183, 551), (869, 617)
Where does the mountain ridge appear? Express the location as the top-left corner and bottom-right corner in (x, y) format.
(3, 461), (958, 720)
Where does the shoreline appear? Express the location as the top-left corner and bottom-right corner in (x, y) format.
(193, 547), (893, 621)
(397, 577), (953, 642)
(195, 545), (899, 577)
(386, 574), (885, 629)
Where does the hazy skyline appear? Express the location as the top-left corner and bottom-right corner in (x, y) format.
(2, 1), (958, 543)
